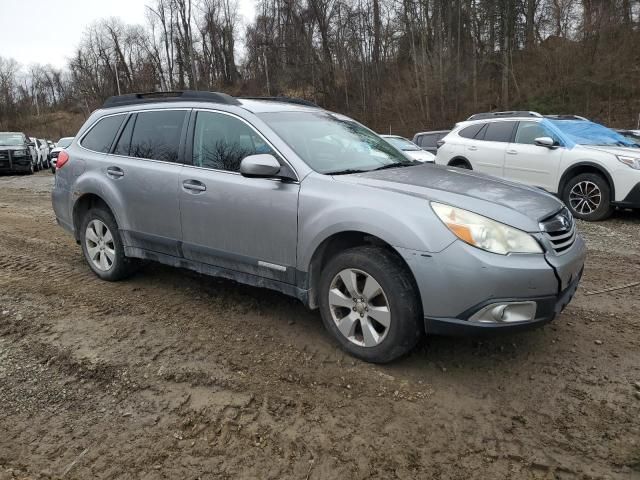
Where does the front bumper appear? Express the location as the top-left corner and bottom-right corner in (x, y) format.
(613, 182), (640, 209)
(424, 269), (582, 335)
(397, 234), (586, 335)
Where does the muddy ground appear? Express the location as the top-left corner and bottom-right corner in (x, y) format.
(0, 171), (638, 480)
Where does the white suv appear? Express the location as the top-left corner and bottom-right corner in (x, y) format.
(435, 111), (640, 221)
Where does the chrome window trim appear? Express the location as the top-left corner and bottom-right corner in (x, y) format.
(190, 107), (300, 182)
(77, 112), (129, 153)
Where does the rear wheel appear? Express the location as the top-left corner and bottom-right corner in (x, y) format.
(563, 173), (613, 221)
(318, 246), (423, 363)
(80, 207), (139, 281)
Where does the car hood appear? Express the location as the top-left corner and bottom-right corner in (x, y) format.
(580, 145), (640, 156)
(405, 150), (435, 162)
(334, 164), (564, 232)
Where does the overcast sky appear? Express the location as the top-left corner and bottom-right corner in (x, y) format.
(0, 0), (256, 69)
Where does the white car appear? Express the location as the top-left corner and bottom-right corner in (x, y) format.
(29, 137), (48, 171)
(50, 136), (74, 173)
(381, 135), (435, 162)
(435, 111), (640, 221)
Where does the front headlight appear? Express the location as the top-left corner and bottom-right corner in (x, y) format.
(431, 203), (542, 255)
(617, 155), (640, 170)
(13, 149), (28, 156)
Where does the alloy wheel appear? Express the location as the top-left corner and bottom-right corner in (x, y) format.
(328, 268), (391, 347)
(569, 180), (601, 215)
(85, 219), (116, 271)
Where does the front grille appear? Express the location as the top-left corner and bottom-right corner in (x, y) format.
(540, 207), (576, 254)
(0, 149), (8, 160)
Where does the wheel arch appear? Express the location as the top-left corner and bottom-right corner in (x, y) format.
(72, 193), (120, 242)
(305, 230), (421, 310)
(558, 162), (615, 200)
(447, 156), (472, 169)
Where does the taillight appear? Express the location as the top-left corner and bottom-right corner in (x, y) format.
(56, 151), (69, 169)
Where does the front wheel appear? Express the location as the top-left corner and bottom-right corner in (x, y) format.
(318, 246), (423, 363)
(80, 207), (139, 281)
(563, 173), (613, 221)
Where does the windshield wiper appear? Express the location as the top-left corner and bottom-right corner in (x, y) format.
(326, 168), (370, 175)
(370, 161), (419, 171)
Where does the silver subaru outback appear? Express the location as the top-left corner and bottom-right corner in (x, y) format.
(52, 91), (586, 363)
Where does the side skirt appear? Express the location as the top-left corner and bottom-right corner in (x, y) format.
(124, 246), (310, 307)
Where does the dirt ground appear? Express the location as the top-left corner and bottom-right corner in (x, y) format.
(0, 171), (638, 480)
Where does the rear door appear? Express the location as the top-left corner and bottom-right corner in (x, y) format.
(503, 121), (564, 192)
(104, 109), (188, 256)
(179, 109), (300, 283)
(469, 121), (516, 177)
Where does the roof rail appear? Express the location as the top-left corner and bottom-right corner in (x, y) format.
(102, 90), (240, 108)
(544, 114), (589, 121)
(239, 96), (319, 108)
(467, 111), (542, 121)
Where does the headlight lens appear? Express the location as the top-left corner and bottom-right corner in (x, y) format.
(13, 149), (28, 156)
(617, 155), (640, 170)
(431, 203), (542, 255)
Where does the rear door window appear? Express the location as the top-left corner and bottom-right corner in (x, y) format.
(483, 122), (517, 142)
(128, 110), (187, 162)
(81, 114), (125, 153)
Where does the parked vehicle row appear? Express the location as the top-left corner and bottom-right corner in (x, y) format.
(380, 135), (435, 162)
(0, 133), (74, 175)
(52, 91), (586, 363)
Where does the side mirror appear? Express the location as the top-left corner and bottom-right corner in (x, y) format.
(240, 154), (294, 180)
(534, 136), (556, 148)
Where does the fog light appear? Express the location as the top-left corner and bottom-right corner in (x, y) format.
(469, 301), (537, 323)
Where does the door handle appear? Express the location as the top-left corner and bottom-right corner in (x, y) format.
(506, 149), (518, 155)
(468, 146), (478, 151)
(182, 180), (206, 192)
(106, 166), (124, 178)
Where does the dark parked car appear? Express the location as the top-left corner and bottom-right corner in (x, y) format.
(412, 130), (450, 154)
(0, 132), (38, 174)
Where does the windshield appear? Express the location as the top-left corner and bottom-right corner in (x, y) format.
(259, 111), (413, 174)
(0, 133), (25, 146)
(57, 137), (73, 148)
(384, 136), (421, 151)
(550, 120), (639, 147)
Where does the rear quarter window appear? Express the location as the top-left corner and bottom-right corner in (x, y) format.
(458, 124), (485, 139)
(81, 115), (126, 153)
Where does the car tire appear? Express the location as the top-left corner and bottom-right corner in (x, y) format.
(51, 166), (56, 174)
(80, 207), (139, 281)
(563, 173), (613, 221)
(318, 246), (423, 363)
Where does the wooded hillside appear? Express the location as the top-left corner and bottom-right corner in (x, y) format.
(1, 0), (639, 139)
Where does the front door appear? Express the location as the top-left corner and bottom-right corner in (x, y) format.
(179, 110), (300, 284)
(504, 121), (564, 192)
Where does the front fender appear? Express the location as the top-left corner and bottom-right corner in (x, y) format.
(297, 175), (456, 271)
